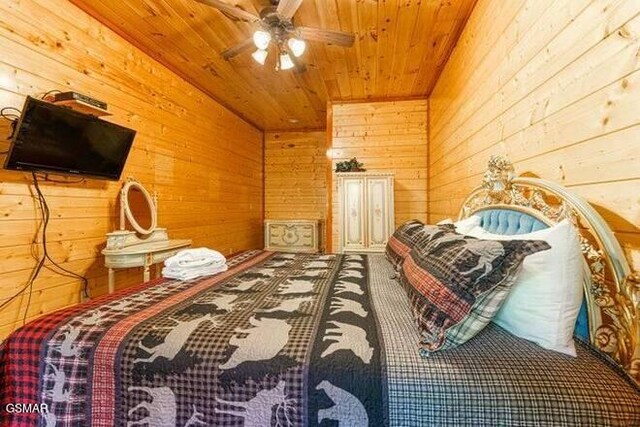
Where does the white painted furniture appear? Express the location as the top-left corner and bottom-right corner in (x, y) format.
(102, 179), (191, 293)
(337, 172), (394, 253)
(264, 219), (320, 253)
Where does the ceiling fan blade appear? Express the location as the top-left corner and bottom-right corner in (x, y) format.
(297, 27), (355, 47)
(221, 38), (254, 60)
(194, 0), (260, 22)
(277, 0), (303, 20)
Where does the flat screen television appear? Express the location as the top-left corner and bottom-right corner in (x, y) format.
(4, 96), (135, 180)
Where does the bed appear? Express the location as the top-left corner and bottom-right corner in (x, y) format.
(1, 157), (639, 427)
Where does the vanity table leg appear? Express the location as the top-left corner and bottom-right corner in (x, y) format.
(143, 253), (152, 283)
(108, 268), (115, 294)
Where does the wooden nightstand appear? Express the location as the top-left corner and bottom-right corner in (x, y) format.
(264, 220), (320, 253)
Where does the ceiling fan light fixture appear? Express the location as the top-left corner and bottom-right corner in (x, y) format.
(251, 48), (268, 65)
(287, 37), (306, 57)
(204, 0), (355, 72)
(279, 53), (295, 70)
(253, 30), (271, 50)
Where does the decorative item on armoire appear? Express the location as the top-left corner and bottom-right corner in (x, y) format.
(102, 178), (191, 293)
(335, 157), (366, 172)
(337, 172), (394, 253)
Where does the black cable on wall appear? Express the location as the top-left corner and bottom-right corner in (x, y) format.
(1, 93), (90, 324)
(0, 172), (90, 325)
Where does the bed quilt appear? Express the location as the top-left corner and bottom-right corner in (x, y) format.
(2, 251), (639, 427)
(1, 251), (385, 427)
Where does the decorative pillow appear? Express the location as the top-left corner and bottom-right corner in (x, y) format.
(436, 215), (481, 234)
(385, 220), (452, 271)
(465, 219), (584, 356)
(400, 230), (550, 353)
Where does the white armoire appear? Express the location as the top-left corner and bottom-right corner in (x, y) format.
(336, 172), (395, 253)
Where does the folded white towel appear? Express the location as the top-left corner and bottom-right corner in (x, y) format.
(162, 264), (228, 281)
(164, 248), (226, 269)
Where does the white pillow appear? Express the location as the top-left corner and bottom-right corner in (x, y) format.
(436, 215), (481, 234)
(465, 219), (584, 356)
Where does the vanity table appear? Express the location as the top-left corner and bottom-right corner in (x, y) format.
(102, 179), (191, 293)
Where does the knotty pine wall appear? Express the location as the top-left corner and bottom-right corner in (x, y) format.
(0, 0), (263, 340)
(264, 131), (328, 249)
(329, 100), (428, 252)
(428, 0), (640, 271)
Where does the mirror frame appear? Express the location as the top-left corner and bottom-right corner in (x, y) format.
(121, 180), (157, 235)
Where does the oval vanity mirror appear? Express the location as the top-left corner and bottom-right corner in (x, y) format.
(121, 180), (157, 235)
(104, 178), (191, 295)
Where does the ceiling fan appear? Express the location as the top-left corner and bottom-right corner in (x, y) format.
(194, 0), (356, 72)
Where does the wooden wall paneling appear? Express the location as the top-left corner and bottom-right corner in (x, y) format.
(325, 102), (334, 252)
(3, 0), (248, 130)
(330, 99), (428, 252)
(264, 130), (328, 249)
(430, 6), (640, 194)
(429, 0), (640, 273)
(431, 0), (638, 165)
(434, 15), (640, 179)
(428, 0), (529, 131)
(0, 0), (264, 341)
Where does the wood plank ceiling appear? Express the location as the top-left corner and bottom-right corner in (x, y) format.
(69, 0), (477, 130)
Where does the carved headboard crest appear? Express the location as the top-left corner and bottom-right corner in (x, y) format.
(460, 156), (639, 384)
(482, 155), (515, 203)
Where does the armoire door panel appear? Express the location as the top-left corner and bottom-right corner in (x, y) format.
(367, 178), (390, 249)
(337, 173), (394, 253)
(341, 178), (366, 250)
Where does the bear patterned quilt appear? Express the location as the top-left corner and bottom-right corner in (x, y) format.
(3, 250), (640, 426)
(1, 250), (386, 427)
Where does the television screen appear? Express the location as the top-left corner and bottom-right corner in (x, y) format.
(4, 96), (135, 180)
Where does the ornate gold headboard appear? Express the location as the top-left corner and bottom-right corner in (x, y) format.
(458, 156), (639, 384)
